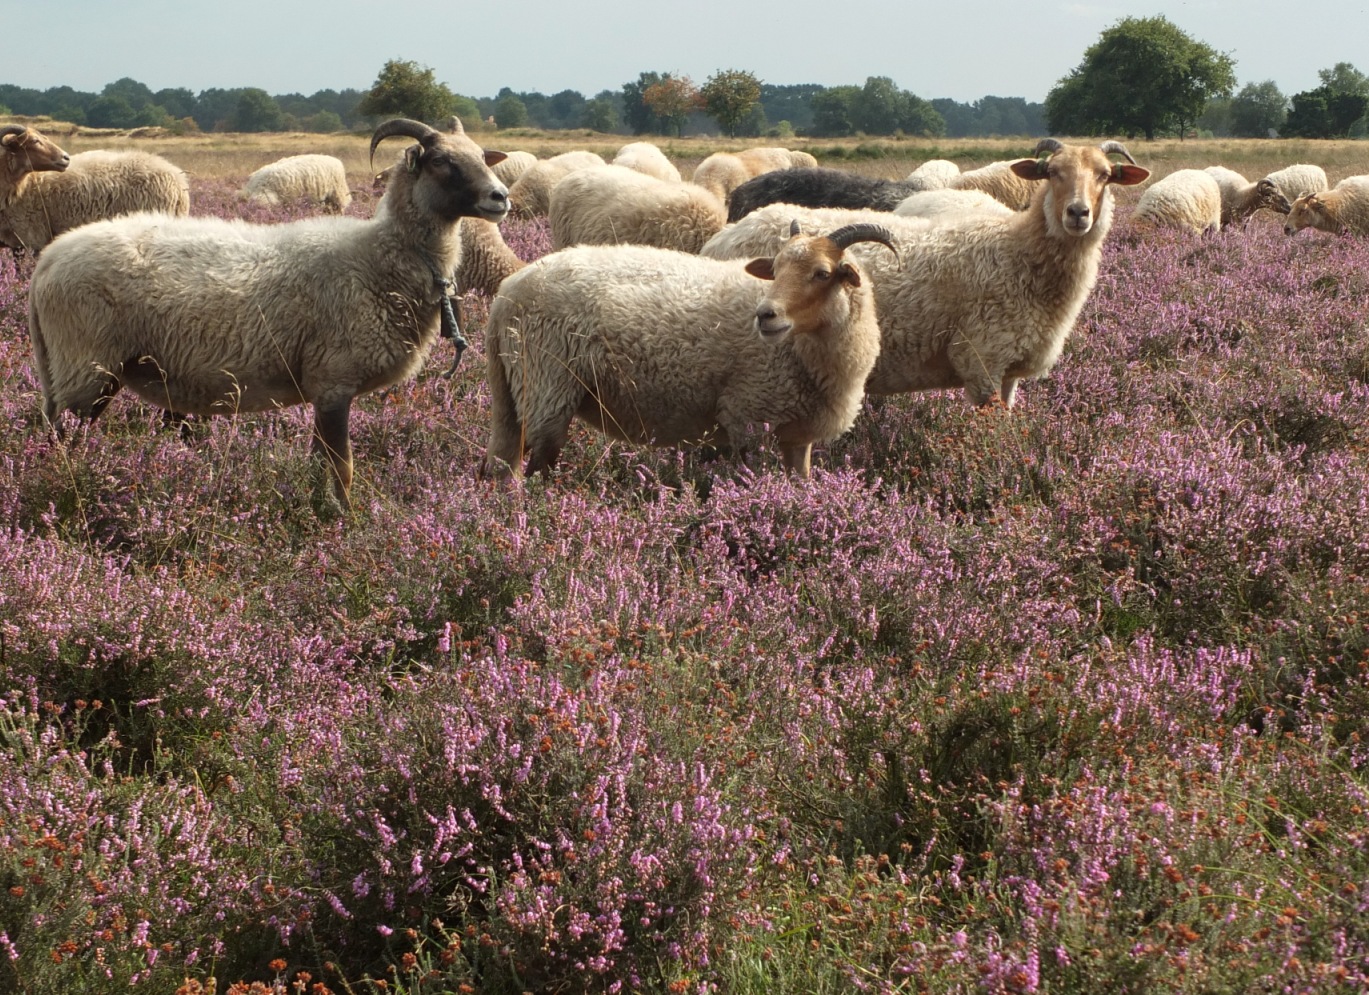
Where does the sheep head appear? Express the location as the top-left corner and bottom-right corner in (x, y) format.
(370, 118), (510, 224)
(745, 221), (895, 339)
(1284, 193), (1336, 235)
(1010, 140), (1149, 237)
(1, 125), (70, 186)
(1256, 178), (1293, 215)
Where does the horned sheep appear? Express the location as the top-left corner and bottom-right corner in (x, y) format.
(240, 153), (352, 213)
(612, 141), (682, 183)
(1284, 176), (1369, 236)
(691, 147), (817, 204)
(481, 222), (896, 480)
(1, 127), (189, 254)
(28, 117), (510, 514)
(1131, 169), (1223, 234)
(702, 139), (1150, 408)
(507, 150), (606, 218)
(549, 164), (726, 253)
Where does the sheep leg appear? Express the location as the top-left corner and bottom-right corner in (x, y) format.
(779, 442), (813, 479)
(1000, 375), (1021, 409)
(43, 369), (122, 436)
(522, 422), (571, 477)
(311, 400), (354, 512)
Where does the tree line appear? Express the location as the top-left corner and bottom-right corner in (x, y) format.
(3, 18), (1366, 141)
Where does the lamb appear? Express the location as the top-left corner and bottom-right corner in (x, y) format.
(1131, 168), (1222, 234)
(507, 150), (606, 217)
(481, 222), (896, 480)
(1284, 176), (1369, 236)
(548, 164), (726, 253)
(702, 139), (1150, 408)
(240, 153), (352, 213)
(691, 147), (815, 204)
(903, 158), (960, 191)
(1202, 166), (1292, 226)
(893, 188), (1014, 222)
(949, 160), (1040, 210)
(0, 133), (189, 254)
(28, 117), (510, 514)
(612, 141), (682, 183)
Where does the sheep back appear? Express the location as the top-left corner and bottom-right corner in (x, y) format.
(894, 188), (1014, 222)
(1263, 163), (1328, 204)
(549, 165), (725, 253)
(949, 161), (1037, 210)
(612, 141), (682, 183)
(241, 153), (352, 213)
(1132, 169), (1222, 234)
(507, 150), (606, 217)
(491, 150), (537, 187)
(726, 167), (913, 222)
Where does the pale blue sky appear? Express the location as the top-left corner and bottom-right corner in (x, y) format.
(4, 1), (1365, 104)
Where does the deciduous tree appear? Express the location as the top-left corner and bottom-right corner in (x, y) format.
(643, 75), (700, 137)
(357, 59), (457, 124)
(701, 69), (762, 137)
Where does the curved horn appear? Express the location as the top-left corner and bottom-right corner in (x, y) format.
(447, 114), (465, 134)
(369, 118), (440, 168)
(1, 125), (29, 142)
(825, 223), (898, 257)
(789, 218), (803, 237)
(1033, 138), (1064, 157)
(1098, 140), (1137, 165)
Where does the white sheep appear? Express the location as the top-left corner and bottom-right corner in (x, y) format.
(481, 222), (896, 479)
(507, 149), (606, 218)
(28, 117), (510, 513)
(1131, 168), (1223, 234)
(1284, 176), (1369, 236)
(691, 147), (814, 203)
(611, 141), (682, 183)
(1203, 166), (1292, 226)
(0, 138), (188, 254)
(549, 164), (726, 253)
(702, 139), (1150, 408)
(240, 153), (352, 213)
(490, 149), (537, 187)
(894, 188), (1014, 222)
(1262, 163), (1328, 205)
(903, 158), (960, 191)
(704, 205), (933, 260)
(950, 160), (1039, 210)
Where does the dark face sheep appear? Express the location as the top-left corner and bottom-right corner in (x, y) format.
(2, 125), (71, 192)
(370, 117), (510, 224)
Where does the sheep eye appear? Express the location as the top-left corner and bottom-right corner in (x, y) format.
(813, 269), (831, 282)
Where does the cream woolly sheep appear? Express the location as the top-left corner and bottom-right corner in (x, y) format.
(29, 118), (510, 513)
(549, 165), (726, 253)
(703, 139), (1150, 408)
(0, 141), (189, 254)
(1263, 163), (1328, 205)
(491, 149), (537, 187)
(1, 124), (71, 206)
(507, 150), (606, 217)
(903, 158), (960, 191)
(690, 147), (814, 203)
(894, 188), (1014, 222)
(481, 222), (896, 479)
(1203, 166), (1292, 226)
(1284, 176), (1369, 236)
(612, 141), (682, 183)
(1132, 169), (1223, 234)
(703, 205), (933, 260)
(949, 160), (1040, 210)
(240, 153), (351, 213)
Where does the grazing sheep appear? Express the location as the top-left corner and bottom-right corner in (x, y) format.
(691, 147), (814, 204)
(1203, 165), (1292, 225)
(726, 166), (926, 222)
(0, 141), (189, 254)
(1262, 163), (1328, 205)
(240, 153), (351, 213)
(612, 141), (682, 183)
(1284, 176), (1369, 236)
(949, 160), (1040, 210)
(507, 150), (606, 218)
(903, 158), (960, 191)
(482, 222), (896, 479)
(703, 139), (1149, 408)
(1132, 168), (1223, 234)
(703, 205), (933, 260)
(491, 149), (537, 187)
(28, 117), (510, 513)
(894, 188), (1014, 222)
(549, 164), (726, 253)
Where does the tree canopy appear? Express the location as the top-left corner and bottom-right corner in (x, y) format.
(356, 59), (458, 124)
(1045, 16), (1235, 140)
(700, 69), (762, 137)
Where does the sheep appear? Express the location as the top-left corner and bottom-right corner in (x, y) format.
(0, 139), (189, 254)
(28, 117), (510, 514)
(1203, 166), (1292, 226)
(456, 217), (525, 295)
(702, 139), (1149, 408)
(725, 166), (928, 222)
(1131, 168), (1223, 234)
(507, 150), (606, 217)
(612, 141), (682, 183)
(1284, 176), (1369, 236)
(703, 205), (934, 260)
(894, 188), (1014, 222)
(491, 149), (537, 188)
(1, 124), (71, 210)
(240, 153), (352, 213)
(691, 147), (815, 204)
(481, 222), (897, 480)
(1262, 163), (1328, 206)
(548, 164), (726, 253)
(903, 158), (960, 191)
(949, 160), (1040, 210)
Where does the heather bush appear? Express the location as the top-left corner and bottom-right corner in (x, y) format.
(0, 169), (1367, 993)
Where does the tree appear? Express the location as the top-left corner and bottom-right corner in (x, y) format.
(232, 88), (284, 132)
(1284, 85), (1368, 138)
(357, 59), (457, 124)
(582, 97), (619, 133)
(493, 90), (529, 129)
(621, 72), (667, 135)
(810, 85), (860, 137)
(85, 95), (138, 129)
(1045, 16), (1235, 140)
(1228, 80), (1286, 137)
(1318, 61), (1369, 97)
(700, 69), (762, 137)
(643, 75), (700, 136)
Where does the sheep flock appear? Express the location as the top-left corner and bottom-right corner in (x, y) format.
(5, 117), (1367, 514)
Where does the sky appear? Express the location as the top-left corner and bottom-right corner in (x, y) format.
(3, 0), (1366, 106)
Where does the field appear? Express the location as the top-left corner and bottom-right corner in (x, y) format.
(2, 127), (1369, 994)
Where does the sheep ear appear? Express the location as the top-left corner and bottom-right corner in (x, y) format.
(1110, 164), (1150, 186)
(745, 258), (776, 281)
(837, 261), (861, 288)
(484, 150), (509, 167)
(1010, 158), (1048, 181)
